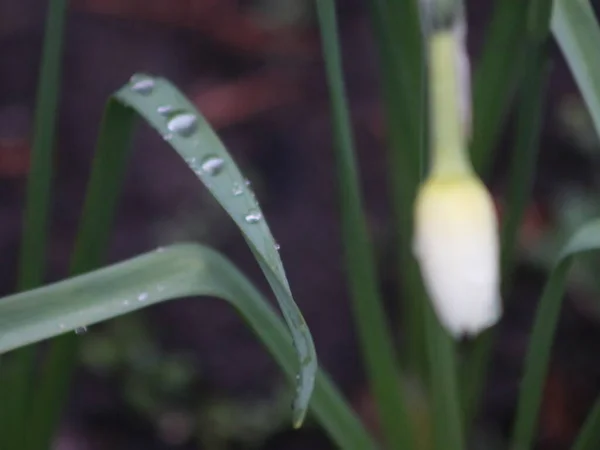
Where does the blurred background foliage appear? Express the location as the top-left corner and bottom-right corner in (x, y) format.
(2, 0), (600, 448)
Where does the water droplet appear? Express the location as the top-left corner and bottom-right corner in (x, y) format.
(244, 178), (251, 186)
(123, 300), (130, 306)
(244, 210), (262, 224)
(138, 292), (148, 302)
(75, 326), (88, 335)
(232, 182), (243, 196)
(275, 243), (281, 250)
(167, 113), (197, 137)
(157, 105), (174, 116)
(163, 133), (173, 142)
(130, 75), (154, 95)
(156, 247), (165, 253)
(201, 156), (225, 176)
(59, 323), (66, 330)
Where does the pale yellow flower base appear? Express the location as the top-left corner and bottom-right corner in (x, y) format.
(413, 175), (502, 337)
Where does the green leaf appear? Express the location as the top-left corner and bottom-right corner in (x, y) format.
(315, 1), (414, 448)
(461, 35), (550, 430)
(0, 244), (378, 450)
(470, 0), (529, 175)
(0, 0), (68, 447)
(367, 0), (428, 376)
(511, 220), (600, 449)
(23, 75), (317, 449)
(572, 394), (600, 450)
(552, 0), (600, 139)
(113, 79), (317, 428)
(26, 99), (135, 450)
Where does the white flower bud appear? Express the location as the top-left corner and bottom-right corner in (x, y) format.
(413, 175), (502, 337)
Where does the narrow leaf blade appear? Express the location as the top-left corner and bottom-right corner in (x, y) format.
(0, 244), (378, 450)
(511, 220), (600, 449)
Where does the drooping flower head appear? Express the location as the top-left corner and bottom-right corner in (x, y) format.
(413, 0), (501, 337)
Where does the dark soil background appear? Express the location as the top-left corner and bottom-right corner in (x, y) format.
(1, 1), (600, 449)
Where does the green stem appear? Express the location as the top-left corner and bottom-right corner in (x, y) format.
(429, 32), (471, 177)
(316, 0), (414, 448)
(25, 105), (134, 450)
(0, 1), (68, 448)
(460, 0), (553, 432)
(368, 0), (429, 378)
(572, 394), (600, 450)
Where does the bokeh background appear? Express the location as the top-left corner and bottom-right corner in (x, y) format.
(2, 1), (600, 448)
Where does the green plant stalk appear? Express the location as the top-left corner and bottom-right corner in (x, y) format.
(316, 0), (414, 448)
(425, 305), (463, 450)
(367, 0), (429, 378)
(419, 10), (467, 449)
(509, 219), (600, 449)
(26, 105), (135, 450)
(572, 394), (600, 450)
(461, 48), (549, 429)
(510, 268), (566, 450)
(552, 0), (600, 138)
(0, 244), (378, 450)
(0, 0), (68, 448)
(461, 0), (553, 430)
(550, 2), (600, 445)
(470, 0), (529, 175)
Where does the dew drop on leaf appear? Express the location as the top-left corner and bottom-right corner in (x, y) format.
(167, 113), (198, 137)
(244, 210), (262, 224)
(201, 156), (225, 176)
(232, 182), (244, 196)
(130, 75), (155, 95)
(157, 105), (174, 116)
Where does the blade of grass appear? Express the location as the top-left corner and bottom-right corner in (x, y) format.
(0, 244), (378, 450)
(0, 0), (68, 448)
(26, 77), (317, 449)
(510, 220), (600, 449)
(367, 0), (428, 376)
(461, 45), (550, 429)
(552, 0), (600, 138)
(418, 4), (468, 449)
(572, 394), (600, 450)
(315, 0), (414, 448)
(470, 0), (530, 175)
(461, 0), (553, 429)
(25, 104), (135, 450)
(424, 305), (464, 450)
(507, 3), (600, 447)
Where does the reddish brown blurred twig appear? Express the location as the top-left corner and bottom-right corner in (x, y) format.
(191, 69), (302, 129)
(71, 0), (318, 58)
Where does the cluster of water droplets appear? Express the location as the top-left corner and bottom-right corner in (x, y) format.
(129, 75), (285, 234)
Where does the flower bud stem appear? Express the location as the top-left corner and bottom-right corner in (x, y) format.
(429, 32), (472, 177)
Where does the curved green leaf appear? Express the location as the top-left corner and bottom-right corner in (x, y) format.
(552, 0), (600, 139)
(511, 220), (600, 449)
(572, 394), (600, 450)
(119, 75), (316, 427)
(0, 244), (377, 450)
(20, 74), (317, 449)
(315, 0), (415, 448)
(0, 0), (68, 447)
